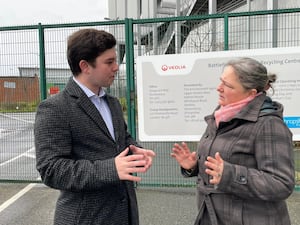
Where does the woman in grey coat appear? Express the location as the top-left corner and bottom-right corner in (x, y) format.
(171, 57), (295, 225)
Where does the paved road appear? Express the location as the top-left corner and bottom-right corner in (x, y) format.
(0, 113), (38, 181)
(0, 112), (299, 224)
(0, 183), (299, 225)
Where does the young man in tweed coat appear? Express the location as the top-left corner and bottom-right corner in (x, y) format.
(34, 29), (155, 225)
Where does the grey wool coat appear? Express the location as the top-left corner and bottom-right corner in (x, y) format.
(183, 94), (295, 225)
(34, 78), (140, 225)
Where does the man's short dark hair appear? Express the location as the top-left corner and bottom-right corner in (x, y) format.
(67, 29), (116, 76)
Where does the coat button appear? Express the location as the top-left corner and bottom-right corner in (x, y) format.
(239, 176), (246, 183)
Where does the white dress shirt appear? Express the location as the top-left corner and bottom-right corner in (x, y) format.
(73, 77), (115, 140)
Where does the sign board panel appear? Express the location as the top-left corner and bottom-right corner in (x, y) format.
(4, 81), (16, 89)
(136, 47), (300, 141)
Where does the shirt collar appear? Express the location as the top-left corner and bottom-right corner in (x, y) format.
(73, 76), (106, 98)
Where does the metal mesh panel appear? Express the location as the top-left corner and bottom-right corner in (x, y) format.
(0, 9), (300, 188)
(0, 29), (40, 182)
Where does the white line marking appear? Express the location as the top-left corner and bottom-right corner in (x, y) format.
(24, 152), (36, 159)
(0, 147), (35, 167)
(0, 183), (37, 213)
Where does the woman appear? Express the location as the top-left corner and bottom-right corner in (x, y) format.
(171, 57), (295, 225)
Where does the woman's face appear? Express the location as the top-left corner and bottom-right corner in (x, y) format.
(217, 65), (254, 106)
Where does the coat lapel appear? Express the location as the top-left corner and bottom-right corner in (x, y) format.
(65, 78), (115, 141)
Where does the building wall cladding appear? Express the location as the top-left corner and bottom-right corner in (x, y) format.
(0, 76), (39, 104)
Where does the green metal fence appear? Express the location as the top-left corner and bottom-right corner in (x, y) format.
(0, 8), (300, 188)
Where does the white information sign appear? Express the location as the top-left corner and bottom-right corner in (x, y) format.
(4, 81), (16, 89)
(136, 47), (300, 141)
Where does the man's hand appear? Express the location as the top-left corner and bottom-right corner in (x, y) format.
(115, 146), (155, 182)
(129, 145), (156, 171)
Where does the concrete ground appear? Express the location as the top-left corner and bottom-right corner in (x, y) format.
(137, 187), (300, 225)
(0, 183), (299, 225)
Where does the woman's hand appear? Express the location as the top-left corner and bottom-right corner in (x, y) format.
(205, 152), (224, 185)
(171, 142), (197, 170)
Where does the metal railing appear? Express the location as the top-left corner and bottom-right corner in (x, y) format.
(0, 8), (299, 188)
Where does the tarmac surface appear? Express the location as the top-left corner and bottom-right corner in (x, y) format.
(0, 183), (299, 225)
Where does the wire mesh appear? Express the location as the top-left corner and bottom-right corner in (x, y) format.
(0, 10), (299, 188)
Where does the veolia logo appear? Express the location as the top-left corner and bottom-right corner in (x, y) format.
(161, 64), (187, 71)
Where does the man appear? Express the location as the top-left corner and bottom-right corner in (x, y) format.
(34, 28), (155, 225)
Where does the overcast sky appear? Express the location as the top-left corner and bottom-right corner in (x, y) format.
(0, 0), (108, 26)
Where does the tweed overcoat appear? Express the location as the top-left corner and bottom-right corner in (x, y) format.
(34, 78), (140, 225)
(184, 94), (295, 225)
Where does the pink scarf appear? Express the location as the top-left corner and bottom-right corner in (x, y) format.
(214, 94), (259, 127)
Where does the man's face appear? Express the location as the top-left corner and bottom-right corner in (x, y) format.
(85, 47), (119, 92)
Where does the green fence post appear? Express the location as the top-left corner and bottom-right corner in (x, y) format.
(38, 23), (47, 100)
(224, 14), (229, 51)
(125, 18), (136, 139)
